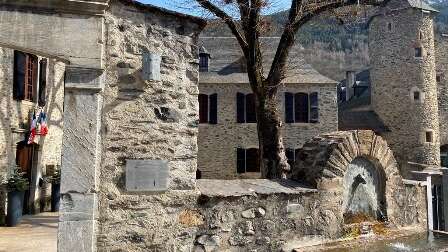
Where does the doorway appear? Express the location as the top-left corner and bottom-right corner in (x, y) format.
(15, 141), (39, 215)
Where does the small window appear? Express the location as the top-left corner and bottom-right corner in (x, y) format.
(387, 22), (392, 31)
(436, 75), (441, 83)
(425, 131), (433, 143)
(199, 53), (209, 72)
(285, 92), (319, 123)
(441, 145), (448, 167)
(286, 148), (299, 168)
(198, 93), (218, 124)
(413, 91), (421, 101)
(38, 59), (48, 107)
(236, 93), (257, 123)
(236, 148), (260, 173)
(415, 47), (423, 58)
(419, 31), (423, 40)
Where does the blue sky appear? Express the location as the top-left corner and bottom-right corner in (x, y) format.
(139, 0), (292, 16)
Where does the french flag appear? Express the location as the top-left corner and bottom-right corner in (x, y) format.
(39, 112), (48, 136)
(27, 113), (37, 144)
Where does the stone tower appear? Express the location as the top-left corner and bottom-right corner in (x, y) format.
(369, 0), (440, 178)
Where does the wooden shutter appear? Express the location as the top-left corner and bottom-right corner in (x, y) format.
(198, 94), (209, 123)
(236, 92), (245, 123)
(13, 51), (26, 100)
(246, 148), (260, 172)
(310, 92), (319, 123)
(245, 93), (257, 123)
(38, 59), (48, 107)
(236, 148), (246, 174)
(284, 92), (294, 123)
(209, 93), (218, 124)
(295, 93), (309, 123)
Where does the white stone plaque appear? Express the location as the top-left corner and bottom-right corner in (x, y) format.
(126, 160), (169, 192)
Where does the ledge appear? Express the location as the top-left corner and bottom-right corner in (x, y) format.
(197, 179), (317, 198)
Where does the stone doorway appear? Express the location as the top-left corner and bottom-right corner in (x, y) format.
(15, 141), (39, 214)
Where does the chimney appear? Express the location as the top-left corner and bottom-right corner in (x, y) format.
(346, 71), (356, 101)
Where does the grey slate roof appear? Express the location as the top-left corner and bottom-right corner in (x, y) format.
(407, 0), (439, 12)
(338, 70), (389, 133)
(198, 37), (337, 85)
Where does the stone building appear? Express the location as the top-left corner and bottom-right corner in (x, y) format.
(198, 37), (339, 179)
(0, 47), (65, 223)
(340, 0), (447, 176)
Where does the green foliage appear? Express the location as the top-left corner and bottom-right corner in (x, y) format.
(6, 166), (29, 192)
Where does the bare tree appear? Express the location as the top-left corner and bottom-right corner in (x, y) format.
(194, 0), (388, 179)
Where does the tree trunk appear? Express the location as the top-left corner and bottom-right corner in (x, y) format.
(256, 93), (290, 179)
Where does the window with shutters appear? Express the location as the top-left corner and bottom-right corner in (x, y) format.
(13, 51), (39, 102)
(236, 93), (257, 123)
(284, 92), (319, 123)
(198, 93), (218, 124)
(285, 148), (300, 168)
(236, 148), (260, 173)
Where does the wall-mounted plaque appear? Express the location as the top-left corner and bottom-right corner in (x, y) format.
(126, 160), (169, 192)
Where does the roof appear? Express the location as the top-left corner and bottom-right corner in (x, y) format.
(198, 37), (337, 85)
(407, 0), (439, 12)
(339, 110), (389, 133)
(338, 70), (388, 133)
(117, 0), (207, 27)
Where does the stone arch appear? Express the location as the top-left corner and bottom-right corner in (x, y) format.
(292, 130), (404, 223)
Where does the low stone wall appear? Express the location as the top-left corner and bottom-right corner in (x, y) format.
(97, 178), (426, 252)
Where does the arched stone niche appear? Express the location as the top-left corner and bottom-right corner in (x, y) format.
(292, 130), (409, 225)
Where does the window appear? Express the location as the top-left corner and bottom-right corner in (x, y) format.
(236, 148), (260, 173)
(286, 148), (299, 168)
(413, 91), (421, 101)
(13, 51), (38, 102)
(285, 92), (319, 123)
(415, 47), (423, 58)
(437, 75), (441, 83)
(199, 53), (209, 72)
(441, 145), (448, 167)
(387, 22), (392, 31)
(425, 131), (433, 143)
(198, 93), (218, 124)
(237, 93), (256, 123)
(419, 31), (423, 40)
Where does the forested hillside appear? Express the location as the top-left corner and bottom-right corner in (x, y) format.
(202, 1), (448, 81)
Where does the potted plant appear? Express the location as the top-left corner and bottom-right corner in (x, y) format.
(5, 166), (29, 227)
(49, 168), (61, 212)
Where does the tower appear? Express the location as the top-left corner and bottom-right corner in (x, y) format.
(369, 0), (440, 178)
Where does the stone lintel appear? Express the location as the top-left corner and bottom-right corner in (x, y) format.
(65, 66), (104, 91)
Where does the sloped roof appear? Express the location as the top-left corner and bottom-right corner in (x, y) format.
(198, 37), (337, 85)
(407, 0), (439, 12)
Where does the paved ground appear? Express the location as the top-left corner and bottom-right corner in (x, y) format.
(0, 212), (58, 252)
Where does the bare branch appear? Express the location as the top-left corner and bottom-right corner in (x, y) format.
(196, 0), (248, 50)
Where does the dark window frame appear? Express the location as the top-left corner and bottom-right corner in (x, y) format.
(13, 51), (39, 103)
(236, 148), (260, 174)
(285, 92), (319, 124)
(199, 53), (209, 72)
(199, 93), (218, 124)
(236, 93), (257, 123)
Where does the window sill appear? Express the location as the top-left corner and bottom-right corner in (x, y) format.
(285, 122), (320, 126)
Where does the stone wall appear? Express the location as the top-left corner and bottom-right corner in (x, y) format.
(97, 0), (205, 250)
(369, 4), (441, 178)
(0, 46), (65, 220)
(198, 82), (338, 179)
(436, 34), (448, 146)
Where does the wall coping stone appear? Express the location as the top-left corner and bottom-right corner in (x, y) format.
(197, 179), (317, 198)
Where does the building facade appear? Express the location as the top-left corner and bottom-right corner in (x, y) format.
(198, 37), (339, 179)
(0, 47), (65, 222)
